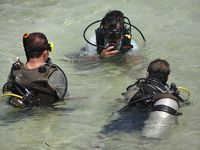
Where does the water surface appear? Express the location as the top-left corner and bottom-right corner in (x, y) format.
(0, 0), (199, 150)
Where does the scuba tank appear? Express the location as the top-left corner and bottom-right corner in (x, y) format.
(141, 85), (190, 139)
(142, 96), (179, 138)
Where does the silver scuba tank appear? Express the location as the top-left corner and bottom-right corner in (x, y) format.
(142, 97), (179, 139)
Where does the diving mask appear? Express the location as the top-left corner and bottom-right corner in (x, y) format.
(103, 29), (123, 40)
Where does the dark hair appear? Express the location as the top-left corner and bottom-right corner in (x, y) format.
(100, 10), (124, 30)
(147, 59), (170, 84)
(23, 32), (51, 60)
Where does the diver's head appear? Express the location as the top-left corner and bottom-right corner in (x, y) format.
(147, 59), (170, 84)
(23, 32), (51, 61)
(101, 10), (124, 31)
(100, 10), (125, 49)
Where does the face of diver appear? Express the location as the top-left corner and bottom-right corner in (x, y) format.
(103, 24), (123, 50)
(104, 30), (123, 50)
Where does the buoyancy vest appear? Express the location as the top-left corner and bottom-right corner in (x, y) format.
(95, 28), (133, 54)
(8, 61), (62, 106)
(124, 78), (181, 108)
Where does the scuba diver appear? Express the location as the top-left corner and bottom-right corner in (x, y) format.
(2, 32), (68, 108)
(82, 10), (146, 58)
(122, 58), (189, 111)
(121, 58), (190, 138)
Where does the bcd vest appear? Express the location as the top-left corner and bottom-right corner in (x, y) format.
(9, 61), (61, 106)
(124, 78), (180, 108)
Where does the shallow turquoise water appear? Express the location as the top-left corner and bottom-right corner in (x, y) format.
(0, 0), (199, 150)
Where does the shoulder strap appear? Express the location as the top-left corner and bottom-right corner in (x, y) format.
(126, 78), (169, 105)
(140, 78), (169, 93)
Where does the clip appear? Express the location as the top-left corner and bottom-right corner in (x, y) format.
(125, 34), (131, 39)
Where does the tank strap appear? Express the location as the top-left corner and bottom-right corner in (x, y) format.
(153, 93), (178, 102)
(153, 93), (181, 108)
(152, 105), (182, 116)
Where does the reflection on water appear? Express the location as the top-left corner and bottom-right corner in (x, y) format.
(0, 0), (200, 150)
(101, 106), (149, 135)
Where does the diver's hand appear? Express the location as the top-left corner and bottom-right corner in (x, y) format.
(100, 46), (118, 58)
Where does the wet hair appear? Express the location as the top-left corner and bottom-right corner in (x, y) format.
(100, 10), (124, 30)
(147, 59), (170, 84)
(23, 32), (51, 61)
